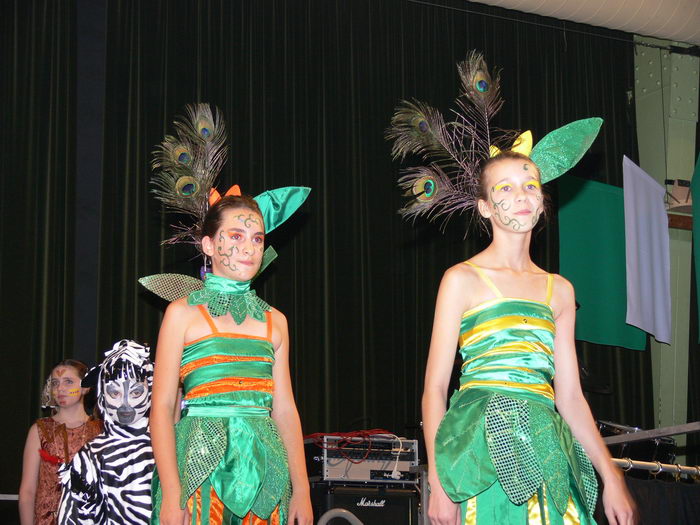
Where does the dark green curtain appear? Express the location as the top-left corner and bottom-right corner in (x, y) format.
(96, 0), (651, 439)
(1, 0), (75, 494)
(5, 0), (664, 494)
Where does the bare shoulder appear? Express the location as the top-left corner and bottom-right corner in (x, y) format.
(436, 261), (481, 313)
(443, 261), (480, 288)
(165, 296), (193, 316)
(550, 274), (575, 315)
(268, 307), (289, 351)
(162, 297), (201, 330)
(551, 274), (574, 297)
(269, 306), (288, 327)
(24, 423), (40, 448)
(27, 422), (39, 438)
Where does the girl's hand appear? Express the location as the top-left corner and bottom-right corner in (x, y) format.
(159, 499), (191, 525)
(287, 491), (313, 525)
(427, 482), (460, 525)
(602, 476), (637, 525)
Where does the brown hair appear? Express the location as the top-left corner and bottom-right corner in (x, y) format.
(53, 359), (89, 379)
(201, 195), (264, 240)
(45, 359), (92, 412)
(476, 151), (550, 227)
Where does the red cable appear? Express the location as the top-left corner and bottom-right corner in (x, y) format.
(304, 429), (394, 464)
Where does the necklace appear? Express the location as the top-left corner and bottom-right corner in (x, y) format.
(188, 273), (271, 324)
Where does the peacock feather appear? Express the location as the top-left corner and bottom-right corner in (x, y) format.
(151, 103), (227, 245)
(387, 51), (508, 226)
(388, 51), (603, 229)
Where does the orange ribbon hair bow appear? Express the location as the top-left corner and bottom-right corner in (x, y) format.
(208, 184), (242, 206)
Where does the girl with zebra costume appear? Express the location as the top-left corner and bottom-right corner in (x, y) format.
(58, 339), (155, 524)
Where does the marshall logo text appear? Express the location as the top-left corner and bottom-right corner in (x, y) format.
(356, 497), (386, 508)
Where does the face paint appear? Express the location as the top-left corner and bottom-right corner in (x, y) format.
(50, 366), (85, 407)
(484, 158), (544, 232)
(210, 208), (265, 281)
(103, 379), (150, 425)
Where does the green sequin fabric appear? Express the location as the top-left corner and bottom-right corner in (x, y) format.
(152, 415), (290, 521)
(436, 389), (597, 517)
(175, 417), (228, 507)
(484, 395), (542, 505)
(187, 274), (271, 324)
(250, 418), (290, 522)
(435, 297), (598, 519)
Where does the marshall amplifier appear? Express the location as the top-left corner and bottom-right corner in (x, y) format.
(311, 482), (419, 525)
(305, 435), (419, 484)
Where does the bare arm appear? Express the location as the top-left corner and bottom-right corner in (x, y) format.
(552, 277), (636, 525)
(270, 310), (313, 525)
(150, 299), (190, 525)
(18, 423), (40, 525)
(422, 268), (470, 525)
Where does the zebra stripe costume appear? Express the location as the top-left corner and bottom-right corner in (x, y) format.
(59, 340), (154, 524)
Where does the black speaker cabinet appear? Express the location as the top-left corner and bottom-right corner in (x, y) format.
(311, 482), (418, 525)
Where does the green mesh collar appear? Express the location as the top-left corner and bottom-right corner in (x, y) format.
(187, 274), (271, 324)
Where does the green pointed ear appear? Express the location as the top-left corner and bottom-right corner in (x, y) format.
(530, 118), (603, 184)
(254, 187), (311, 233)
(254, 246), (278, 278)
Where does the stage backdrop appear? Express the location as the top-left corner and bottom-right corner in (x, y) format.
(3, 0), (667, 493)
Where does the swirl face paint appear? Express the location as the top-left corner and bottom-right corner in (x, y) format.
(485, 159), (543, 232)
(211, 208), (265, 281)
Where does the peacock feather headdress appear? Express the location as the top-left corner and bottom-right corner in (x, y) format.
(387, 51), (602, 228)
(140, 103), (310, 302)
(151, 103), (228, 246)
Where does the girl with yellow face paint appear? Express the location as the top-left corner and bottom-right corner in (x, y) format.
(18, 360), (102, 525)
(418, 152), (637, 525)
(388, 51), (637, 525)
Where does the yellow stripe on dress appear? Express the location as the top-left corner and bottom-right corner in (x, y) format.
(562, 496), (581, 524)
(527, 492), (580, 524)
(460, 316), (555, 348)
(459, 380), (554, 401)
(461, 297), (553, 319)
(527, 490), (549, 524)
(465, 365), (541, 375)
(464, 497), (477, 525)
(461, 342), (553, 368)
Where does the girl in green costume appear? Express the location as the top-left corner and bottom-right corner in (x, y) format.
(150, 193), (313, 525)
(421, 152), (637, 525)
(387, 52), (637, 525)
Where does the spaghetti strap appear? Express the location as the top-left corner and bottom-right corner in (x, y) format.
(545, 274), (554, 305)
(265, 310), (273, 341)
(464, 261), (503, 298)
(196, 304), (219, 334)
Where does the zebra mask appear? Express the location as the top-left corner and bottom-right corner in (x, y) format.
(58, 339), (155, 524)
(94, 340), (153, 428)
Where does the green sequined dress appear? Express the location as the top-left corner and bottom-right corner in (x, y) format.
(151, 305), (290, 525)
(435, 263), (598, 524)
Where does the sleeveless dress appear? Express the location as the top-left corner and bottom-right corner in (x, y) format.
(152, 306), (291, 525)
(34, 417), (102, 525)
(434, 262), (598, 525)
